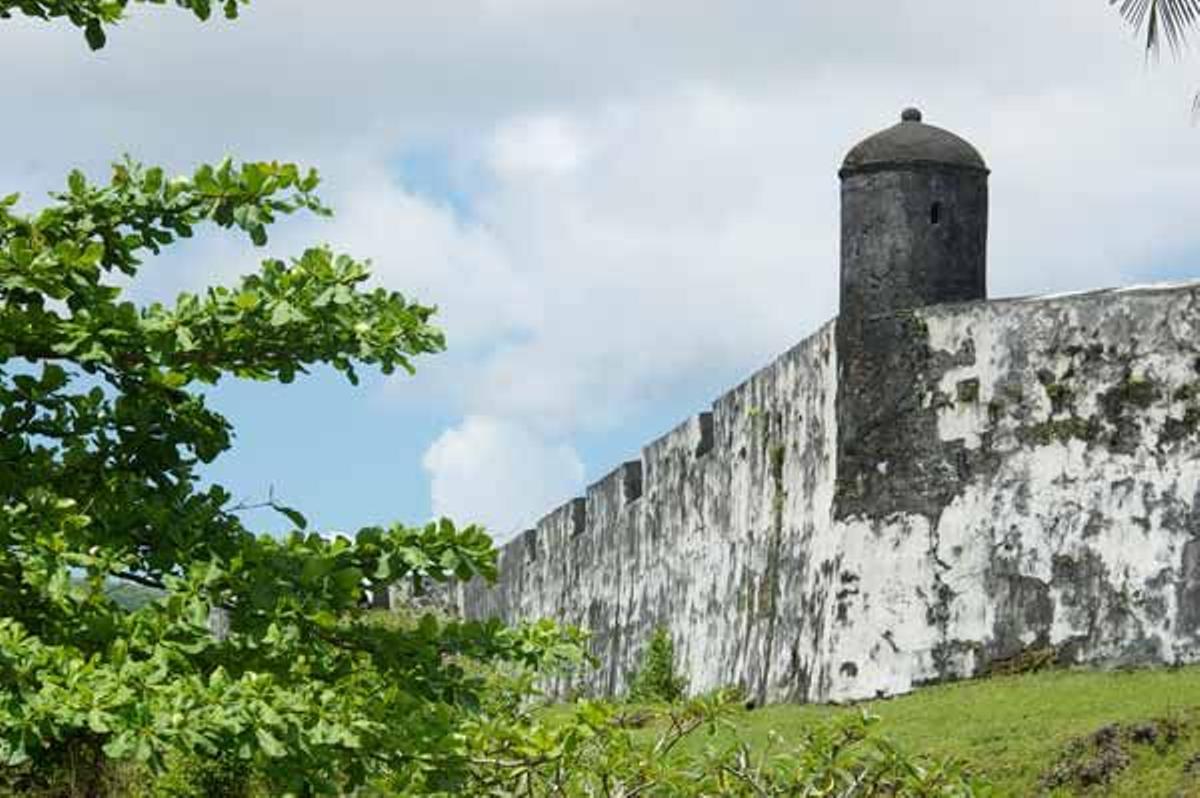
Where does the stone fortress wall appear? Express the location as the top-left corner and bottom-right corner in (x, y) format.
(446, 110), (1200, 705)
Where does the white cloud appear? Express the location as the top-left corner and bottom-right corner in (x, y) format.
(423, 416), (585, 541)
(489, 115), (589, 177)
(317, 163), (535, 349)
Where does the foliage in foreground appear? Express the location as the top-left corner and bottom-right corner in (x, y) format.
(0, 156), (592, 795)
(445, 686), (984, 797)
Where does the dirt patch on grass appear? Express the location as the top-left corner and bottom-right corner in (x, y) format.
(1177, 752), (1200, 796)
(985, 645), (1058, 678)
(1040, 718), (1185, 793)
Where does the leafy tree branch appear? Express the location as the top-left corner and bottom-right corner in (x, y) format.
(0, 0), (249, 49)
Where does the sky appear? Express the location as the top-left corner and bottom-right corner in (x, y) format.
(2, 1), (1199, 542)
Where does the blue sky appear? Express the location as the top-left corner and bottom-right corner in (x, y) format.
(3, 2), (1199, 541)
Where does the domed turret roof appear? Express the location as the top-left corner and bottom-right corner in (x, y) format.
(841, 108), (988, 175)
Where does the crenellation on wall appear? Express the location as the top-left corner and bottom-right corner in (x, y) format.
(621, 461), (644, 503)
(695, 411), (715, 456)
(521, 528), (538, 564)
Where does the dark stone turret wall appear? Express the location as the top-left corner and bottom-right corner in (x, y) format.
(838, 166), (988, 333)
(837, 151), (989, 530)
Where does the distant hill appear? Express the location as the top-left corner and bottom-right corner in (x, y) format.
(63, 578), (163, 610)
(99, 580), (163, 611)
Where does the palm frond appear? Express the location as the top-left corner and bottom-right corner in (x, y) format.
(1111, 0), (1200, 54)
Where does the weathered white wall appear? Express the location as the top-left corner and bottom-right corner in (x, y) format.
(453, 282), (1200, 705)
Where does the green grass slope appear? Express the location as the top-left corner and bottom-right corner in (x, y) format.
(666, 666), (1200, 796)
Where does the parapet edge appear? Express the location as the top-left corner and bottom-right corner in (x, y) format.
(585, 460), (645, 510)
(918, 279), (1200, 318)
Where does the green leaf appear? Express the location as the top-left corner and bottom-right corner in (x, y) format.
(87, 708), (112, 734)
(235, 290), (260, 311)
(175, 326), (196, 351)
(103, 732), (137, 759)
(160, 371), (188, 389)
(256, 728), (286, 759)
(300, 556), (332, 584)
(269, 300), (301, 327)
(41, 364), (68, 391)
(68, 169), (86, 196)
(84, 20), (106, 50)
(275, 504), (308, 530)
(373, 551), (394, 581)
(332, 567), (364, 595)
(144, 166), (164, 194)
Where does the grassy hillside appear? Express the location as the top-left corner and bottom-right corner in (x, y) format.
(643, 666), (1200, 796)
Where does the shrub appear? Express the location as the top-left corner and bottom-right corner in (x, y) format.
(628, 626), (688, 703)
(455, 689), (987, 796)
